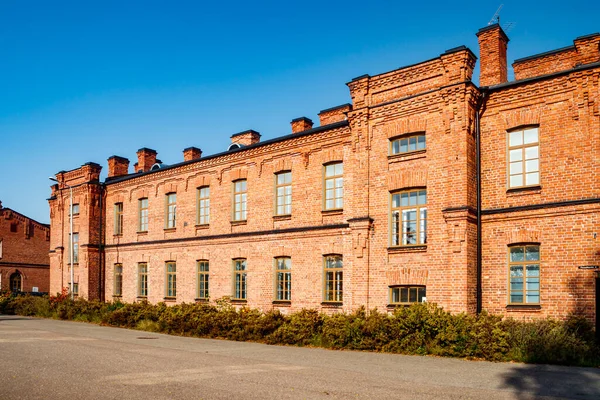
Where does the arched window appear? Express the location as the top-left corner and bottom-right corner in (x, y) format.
(10, 273), (22, 292)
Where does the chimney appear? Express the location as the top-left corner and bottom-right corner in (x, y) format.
(183, 147), (202, 162)
(318, 104), (351, 126)
(477, 23), (509, 87)
(574, 33), (600, 66)
(107, 156), (130, 178)
(136, 148), (157, 173)
(231, 130), (261, 147)
(291, 117), (313, 133)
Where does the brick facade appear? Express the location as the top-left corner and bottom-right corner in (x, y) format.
(0, 202), (50, 293)
(48, 24), (600, 327)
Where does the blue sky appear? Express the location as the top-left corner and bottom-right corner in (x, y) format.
(1, 0), (598, 223)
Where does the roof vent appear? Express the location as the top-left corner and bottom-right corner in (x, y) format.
(150, 163), (166, 171)
(227, 143), (243, 151)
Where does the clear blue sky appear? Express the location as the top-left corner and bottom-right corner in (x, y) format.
(1, 0), (598, 223)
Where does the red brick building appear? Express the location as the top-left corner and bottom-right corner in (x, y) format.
(48, 24), (600, 330)
(0, 201), (50, 293)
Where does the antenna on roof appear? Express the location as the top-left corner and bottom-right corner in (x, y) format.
(503, 21), (517, 34)
(488, 4), (503, 25)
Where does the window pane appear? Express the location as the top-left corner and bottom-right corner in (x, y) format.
(400, 288), (408, 303)
(511, 294), (523, 303)
(509, 131), (523, 146)
(526, 172), (539, 185)
(400, 193), (409, 206)
(409, 192), (417, 206)
(392, 194), (400, 208)
(526, 293), (539, 303)
(509, 149), (522, 162)
(525, 146), (539, 160)
(400, 139), (408, 153)
(325, 165), (334, 176)
(392, 140), (400, 154)
(510, 248), (524, 262)
(510, 162), (523, 174)
(510, 174), (523, 187)
(335, 163), (343, 175)
(525, 247), (540, 261)
(525, 159), (539, 173)
(418, 190), (426, 205)
(526, 278), (539, 291)
(417, 135), (426, 150)
(523, 128), (538, 144)
(408, 137), (417, 151)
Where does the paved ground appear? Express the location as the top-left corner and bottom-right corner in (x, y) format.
(0, 315), (599, 399)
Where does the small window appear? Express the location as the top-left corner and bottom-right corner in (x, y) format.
(509, 245), (540, 304)
(275, 257), (291, 301)
(390, 134), (426, 155)
(389, 286), (426, 305)
(197, 260), (209, 299)
(508, 127), (539, 188)
(10, 222), (17, 233)
(71, 282), (79, 295)
(165, 193), (177, 229)
(323, 255), (343, 302)
(197, 187), (210, 225)
(10, 273), (22, 292)
(71, 204), (80, 216)
(114, 264), (123, 296)
(233, 259), (247, 300)
(275, 172), (292, 216)
(165, 261), (176, 298)
(324, 163), (343, 210)
(233, 180), (247, 221)
(70, 233), (79, 264)
(138, 198), (148, 232)
(138, 263), (148, 297)
(114, 203), (124, 235)
(391, 189), (427, 246)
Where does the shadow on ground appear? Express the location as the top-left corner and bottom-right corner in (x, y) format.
(500, 364), (600, 399)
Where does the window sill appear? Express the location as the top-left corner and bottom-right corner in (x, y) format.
(273, 214), (292, 221)
(231, 299), (247, 304)
(388, 149), (426, 162)
(163, 297), (177, 302)
(163, 228), (176, 232)
(321, 209), (343, 216)
(506, 304), (541, 311)
(387, 245), (427, 254)
(506, 185), (542, 195)
(113, 234), (123, 238)
(195, 298), (210, 303)
(230, 220), (247, 226)
(113, 295), (122, 299)
(321, 301), (343, 307)
(272, 300), (291, 306)
(195, 224), (210, 229)
(136, 231), (148, 235)
(136, 296), (148, 301)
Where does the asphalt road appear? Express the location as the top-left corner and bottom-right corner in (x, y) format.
(0, 315), (599, 400)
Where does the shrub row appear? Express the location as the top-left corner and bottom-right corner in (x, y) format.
(1, 292), (598, 366)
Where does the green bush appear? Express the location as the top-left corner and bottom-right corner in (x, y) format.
(2, 294), (598, 366)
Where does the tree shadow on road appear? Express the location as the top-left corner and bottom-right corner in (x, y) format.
(500, 364), (600, 399)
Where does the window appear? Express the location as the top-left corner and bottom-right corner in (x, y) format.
(71, 233), (79, 263)
(71, 204), (80, 216)
(165, 262), (176, 298)
(165, 193), (176, 229)
(138, 263), (148, 297)
(508, 127), (539, 188)
(275, 172), (292, 215)
(10, 222), (17, 233)
(197, 187), (210, 225)
(10, 273), (22, 292)
(324, 163), (343, 210)
(138, 198), (148, 232)
(71, 282), (79, 295)
(275, 257), (291, 301)
(324, 255), (343, 302)
(114, 203), (124, 235)
(197, 260), (209, 299)
(509, 245), (540, 304)
(390, 134), (426, 155)
(114, 264), (123, 296)
(390, 286), (426, 305)
(233, 180), (247, 221)
(391, 189), (427, 246)
(233, 259), (247, 300)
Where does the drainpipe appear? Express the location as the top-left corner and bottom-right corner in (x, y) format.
(476, 90), (488, 314)
(98, 182), (105, 302)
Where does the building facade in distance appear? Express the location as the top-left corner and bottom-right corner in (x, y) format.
(0, 201), (50, 293)
(48, 24), (600, 329)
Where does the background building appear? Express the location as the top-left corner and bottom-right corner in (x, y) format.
(0, 201), (50, 293)
(48, 24), (600, 330)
